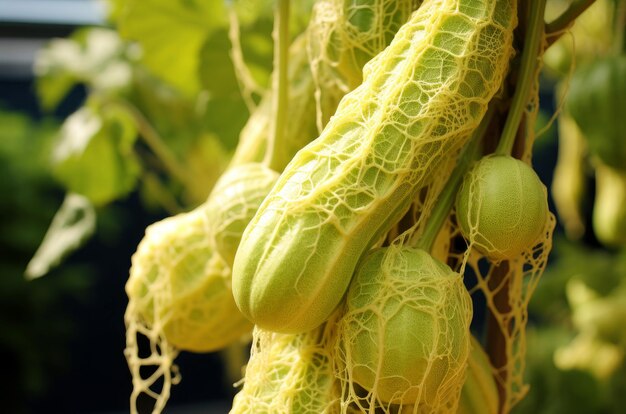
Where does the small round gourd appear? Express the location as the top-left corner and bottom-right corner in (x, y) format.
(455, 155), (548, 261)
(126, 210), (252, 352)
(339, 246), (472, 406)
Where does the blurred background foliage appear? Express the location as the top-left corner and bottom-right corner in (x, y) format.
(1, 0), (625, 412)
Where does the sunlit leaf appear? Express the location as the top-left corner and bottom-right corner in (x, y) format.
(114, 0), (227, 95)
(34, 28), (132, 110)
(52, 104), (140, 206)
(25, 193), (96, 280)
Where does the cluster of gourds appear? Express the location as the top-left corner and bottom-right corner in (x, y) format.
(549, 0), (626, 247)
(124, 0), (556, 413)
(553, 54), (626, 246)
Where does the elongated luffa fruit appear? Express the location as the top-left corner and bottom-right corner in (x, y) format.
(233, 0), (517, 333)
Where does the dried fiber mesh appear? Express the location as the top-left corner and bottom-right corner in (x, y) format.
(457, 214), (554, 412)
(307, 0), (422, 131)
(335, 245), (472, 413)
(461, 40), (554, 413)
(125, 208), (252, 414)
(230, 318), (341, 414)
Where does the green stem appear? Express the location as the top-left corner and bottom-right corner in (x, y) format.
(614, 0), (626, 55)
(264, 0), (290, 171)
(415, 107), (495, 252)
(546, 0), (596, 35)
(112, 99), (194, 189)
(496, 0), (546, 156)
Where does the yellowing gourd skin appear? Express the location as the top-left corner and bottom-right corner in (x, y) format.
(126, 163), (278, 352)
(206, 163), (280, 267)
(457, 336), (498, 414)
(337, 246), (472, 408)
(233, 0), (517, 334)
(455, 155), (548, 261)
(126, 210), (252, 352)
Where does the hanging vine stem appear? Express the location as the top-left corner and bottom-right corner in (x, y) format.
(107, 98), (196, 193)
(228, 7), (265, 114)
(546, 0), (596, 33)
(487, 1), (546, 411)
(496, 0), (547, 157)
(264, 0), (290, 172)
(545, 0), (597, 46)
(413, 106), (495, 253)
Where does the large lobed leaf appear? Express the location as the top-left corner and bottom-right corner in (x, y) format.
(52, 103), (140, 206)
(113, 0), (227, 95)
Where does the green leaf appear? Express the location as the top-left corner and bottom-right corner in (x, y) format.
(34, 28), (132, 110)
(52, 104), (140, 206)
(114, 0), (227, 95)
(25, 193), (96, 280)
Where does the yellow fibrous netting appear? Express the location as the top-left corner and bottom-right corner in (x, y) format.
(425, 44), (555, 412)
(335, 245), (472, 413)
(125, 164), (278, 413)
(307, 0), (422, 130)
(230, 319), (341, 414)
(229, 36), (320, 169)
(125, 208), (251, 413)
(232, 0), (517, 334)
(205, 163), (280, 266)
(459, 50), (554, 413)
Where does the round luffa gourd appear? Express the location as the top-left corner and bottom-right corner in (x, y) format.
(337, 246), (472, 407)
(455, 155), (548, 261)
(126, 210), (251, 352)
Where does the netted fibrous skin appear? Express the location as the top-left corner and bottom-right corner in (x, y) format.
(230, 322), (340, 414)
(126, 210), (251, 352)
(125, 209), (252, 413)
(232, 0), (421, 170)
(206, 163), (280, 266)
(455, 155), (549, 261)
(307, 0), (423, 129)
(233, 0), (517, 334)
(125, 163), (279, 413)
(335, 246), (472, 412)
(442, 92), (556, 413)
(458, 336), (498, 414)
